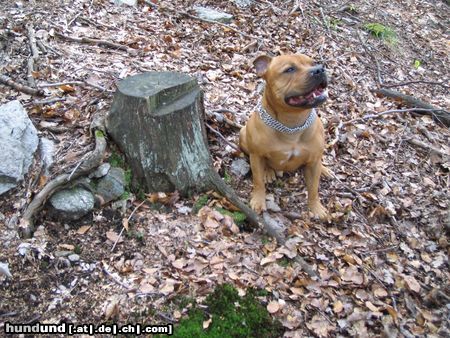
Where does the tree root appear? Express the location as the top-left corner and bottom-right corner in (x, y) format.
(18, 117), (107, 238)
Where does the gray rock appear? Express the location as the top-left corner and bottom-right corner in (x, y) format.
(0, 101), (39, 195)
(90, 163), (111, 179)
(233, 0), (254, 8)
(54, 251), (72, 258)
(113, 0), (137, 6)
(49, 187), (95, 220)
(193, 6), (233, 23)
(95, 167), (125, 205)
(68, 254), (80, 262)
(230, 158), (250, 177)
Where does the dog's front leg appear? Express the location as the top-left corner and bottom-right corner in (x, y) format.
(249, 153), (267, 213)
(304, 161), (328, 220)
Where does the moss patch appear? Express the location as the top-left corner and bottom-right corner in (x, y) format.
(216, 208), (247, 226)
(172, 284), (283, 338)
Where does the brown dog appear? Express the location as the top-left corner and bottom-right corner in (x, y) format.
(240, 54), (330, 219)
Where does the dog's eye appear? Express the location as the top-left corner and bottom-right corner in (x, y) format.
(284, 67), (296, 73)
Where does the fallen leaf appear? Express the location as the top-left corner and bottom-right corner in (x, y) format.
(333, 300), (344, 314)
(306, 314), (335, 337)
(76, 225), (91, 234)
(203, 317), (212, 329)
(267, 300), (280, 314)
(106, 230), (122, 244)
(403, 275), (421, 293)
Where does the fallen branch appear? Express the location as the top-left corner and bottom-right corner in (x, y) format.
(382, 80), (449, 90)
(406, 138), (449, 157)
(19, 116), (107, 238)
(205, 123), (240, 152)
(374, 88), (450, 126)
(38, 80), (110, 92)
(344, 108), (441, 126)
(55, 32), (138, 55)
(0, 74), (44, 96)
(211, 109), (244, 129)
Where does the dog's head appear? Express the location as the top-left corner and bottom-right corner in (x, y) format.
(254, 54), (328, 109)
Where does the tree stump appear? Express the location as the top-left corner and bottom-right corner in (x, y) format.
(107, 72), (213, 195)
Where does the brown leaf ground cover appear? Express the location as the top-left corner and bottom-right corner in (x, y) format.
(0, 0), (449, 336)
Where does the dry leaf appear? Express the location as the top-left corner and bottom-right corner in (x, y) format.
(403, 275), (421, 293)
(172, 258), (187, 269)
(122, 217), (129, 231)
(306, 314), (335, 337)
(106, 230), (122, 243)
(59, 244), (75, 251)
(76, 225), (91, 235)
(267, 300), (280, 314)
(333, 300), (344, 314)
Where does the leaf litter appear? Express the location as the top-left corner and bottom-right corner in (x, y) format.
(0, 0), (449, 336)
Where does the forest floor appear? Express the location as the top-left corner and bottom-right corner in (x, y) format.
(0, 0), (449, 337)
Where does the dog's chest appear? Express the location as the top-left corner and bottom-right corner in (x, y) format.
(267, 145), (308, 171)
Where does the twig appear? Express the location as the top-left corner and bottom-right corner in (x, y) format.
(206, 123), (241, 152)
(55, 32), (138, 55)
(344, 108), (441, 126)
(0, 74), (44, 96)
(38, 80), (110, 92)
(111, 200), (147, 252)
(19, 117), (107, 237)
(382, 80), (449, 90)
(209, 109), (243, 129)
(406, 138), (449, 157)
(32, 97), (66, 106)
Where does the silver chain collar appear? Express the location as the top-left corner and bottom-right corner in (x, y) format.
(257, 103), (317, 134)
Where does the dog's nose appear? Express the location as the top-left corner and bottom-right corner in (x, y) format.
(310, 65), (325, 77)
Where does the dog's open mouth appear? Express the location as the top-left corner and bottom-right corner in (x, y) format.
(285, 81), (328, 108)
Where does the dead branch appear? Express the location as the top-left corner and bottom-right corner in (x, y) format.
(0, 74), (44, 96)
(406, 138), (449, 157)
(38, 80), (110, 92)
(344, 108), (441, 126)
(382, 80), (449, 90)
(55, 32), (138, 55)
(205, 123), (240, 152)
(19, 116), (107, 238)
(374, 88), (450, 126)
(209, 109), (244, 129)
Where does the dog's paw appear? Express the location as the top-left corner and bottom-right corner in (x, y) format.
(309, 201), (329, 221)
(264, 169), (277, 183)
(250, 195), (267, 213)
(321, 165), (333, 179)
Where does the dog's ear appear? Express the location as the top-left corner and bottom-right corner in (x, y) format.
(253, 55), (272, 77)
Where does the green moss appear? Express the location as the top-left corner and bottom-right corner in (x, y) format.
(172, 284), (283, 338)
(108, 151), (126, 168)
(223, 170), (232, 184)
(193, 194), (209, 214)
(216, 208), (247, 226)
(364, 22), (397, 44)
(95, 130), (105, 138)
(74, 245), (82, 255)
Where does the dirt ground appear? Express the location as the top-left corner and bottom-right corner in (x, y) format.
(0, 0), (449, 337)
